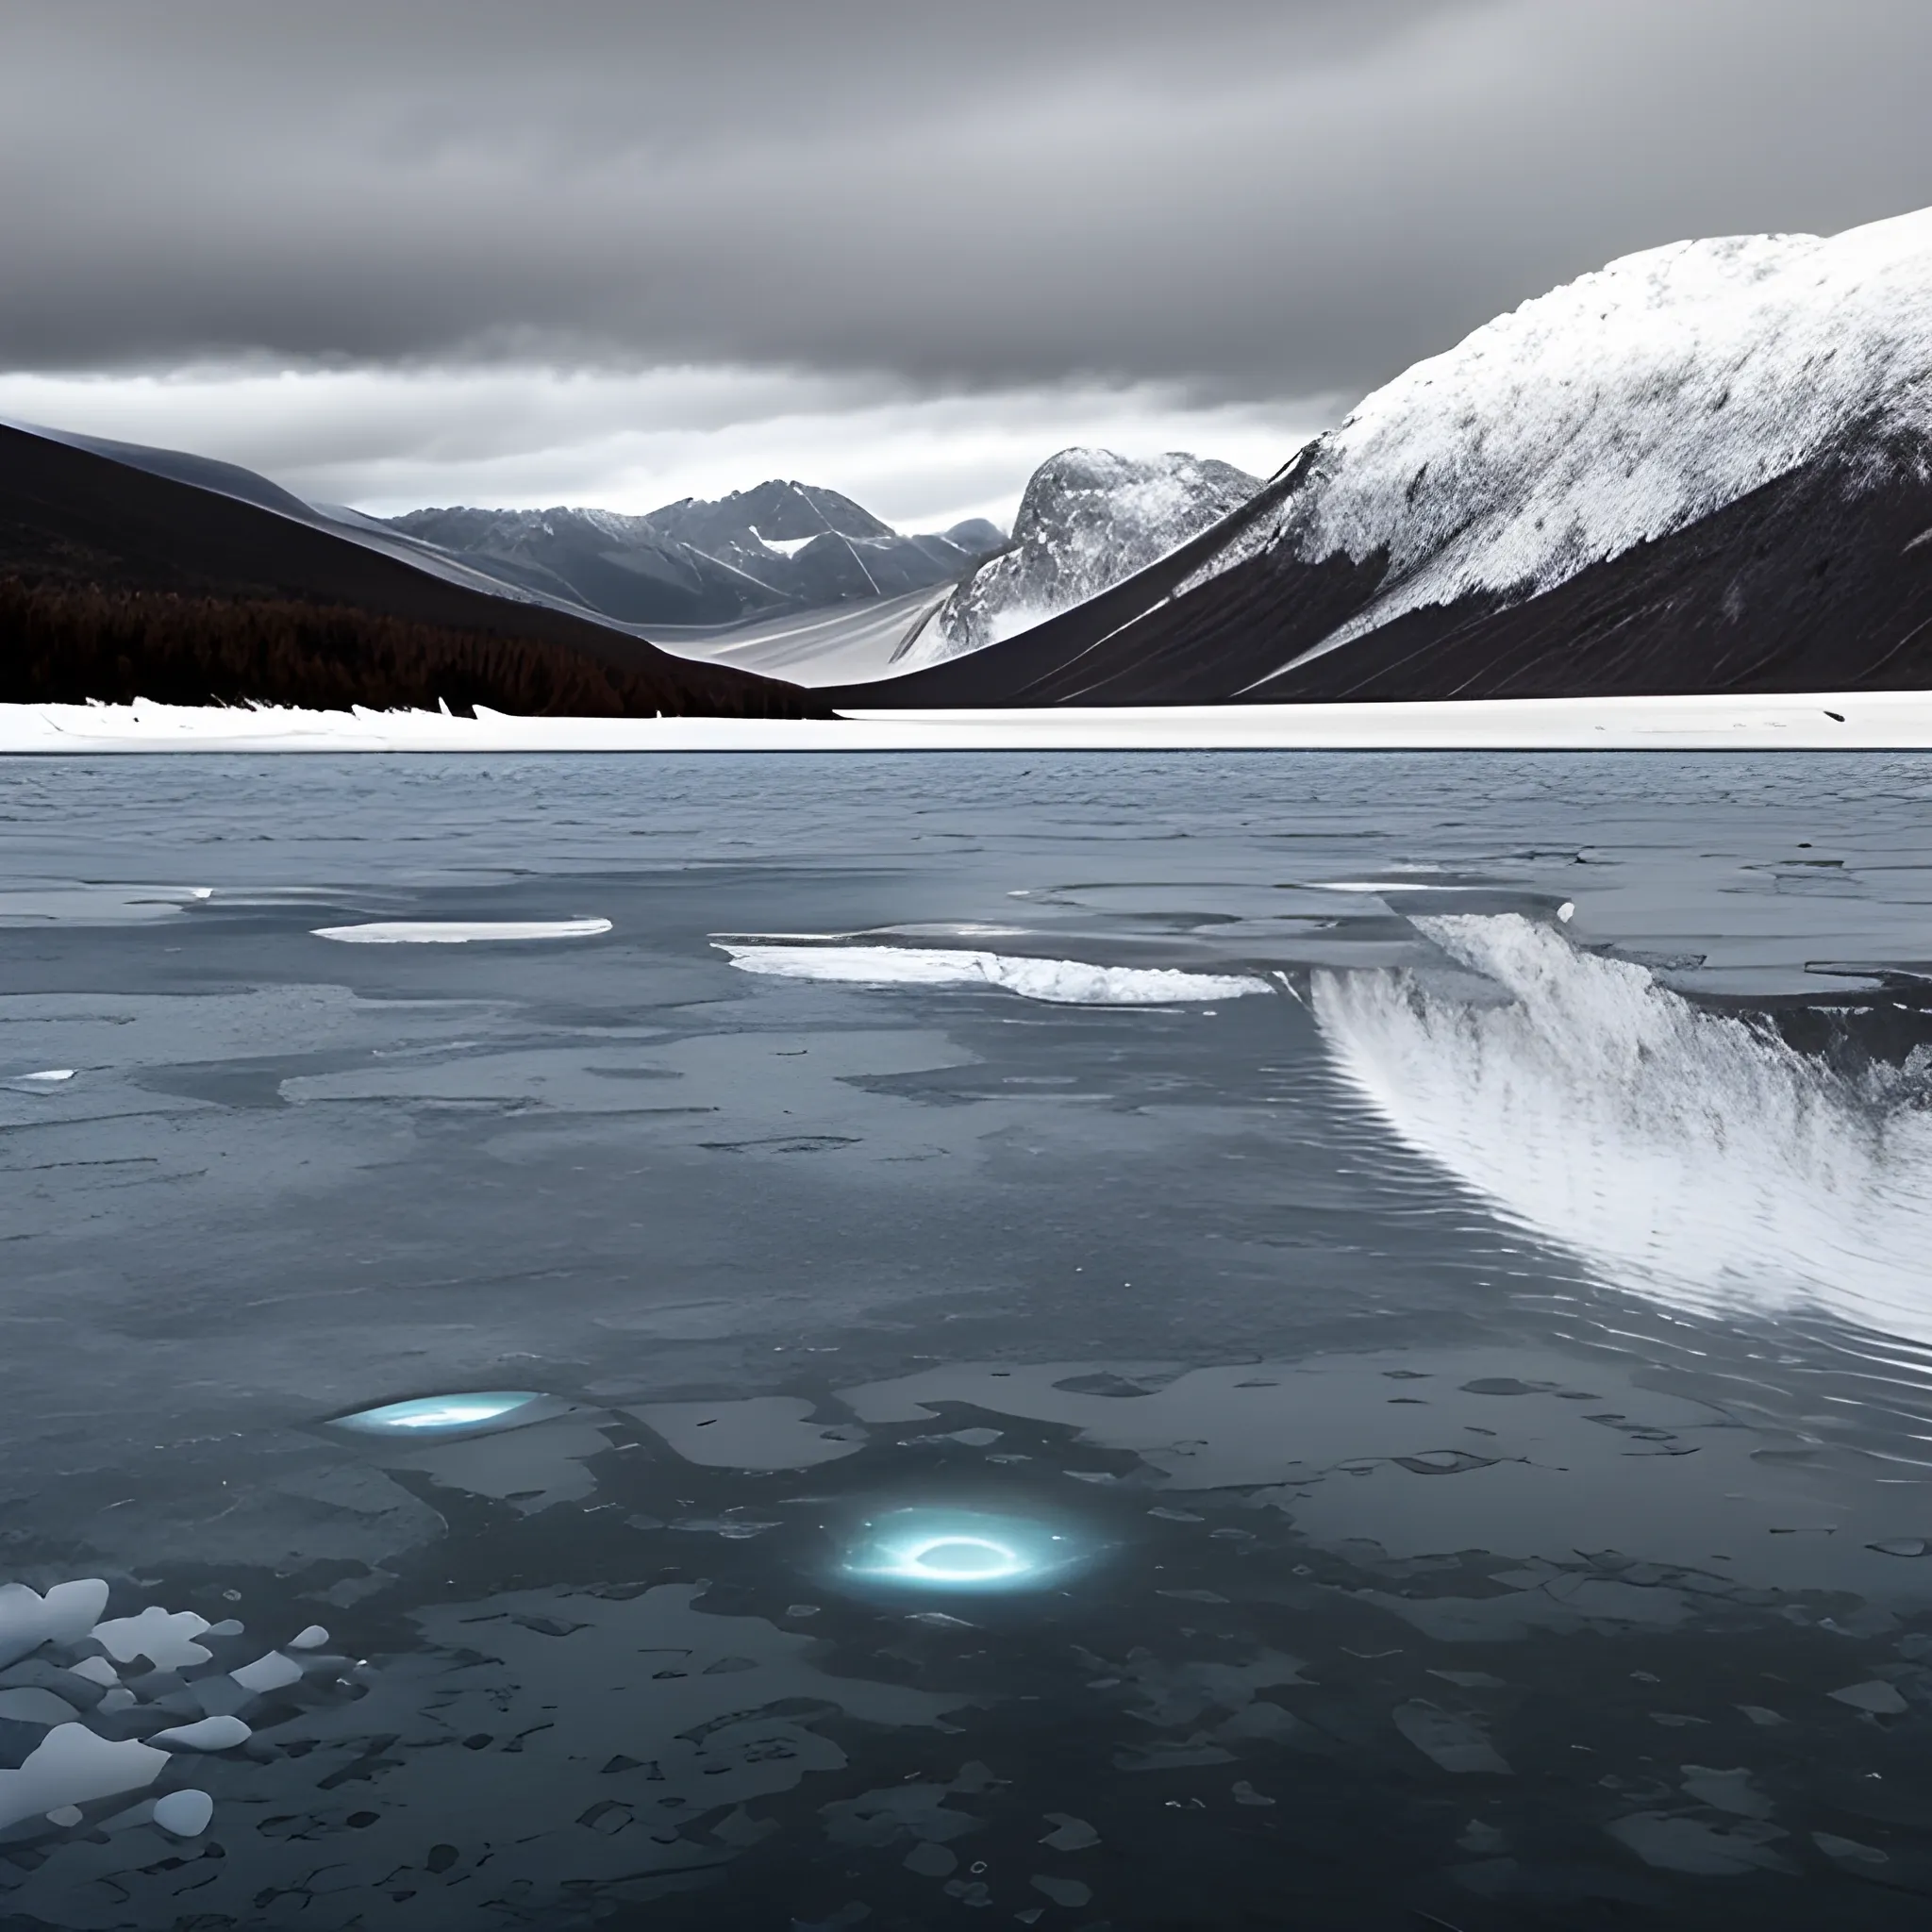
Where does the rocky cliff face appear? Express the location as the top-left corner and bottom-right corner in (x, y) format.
(901, 448), (1258, 666)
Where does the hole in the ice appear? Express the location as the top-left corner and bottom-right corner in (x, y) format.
(326, 1391), (543, 1437)
(838, 1508), (1089, 1593)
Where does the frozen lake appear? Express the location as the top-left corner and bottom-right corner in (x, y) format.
(5, 752), (1932, 1928)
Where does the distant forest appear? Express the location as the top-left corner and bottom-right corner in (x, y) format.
(0, 576), (791, 716)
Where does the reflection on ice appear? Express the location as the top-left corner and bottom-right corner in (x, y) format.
(1314, 913), (1932, 1347)
(328, 1391), (543, 1436)
(838, 1507), (1085, 1594)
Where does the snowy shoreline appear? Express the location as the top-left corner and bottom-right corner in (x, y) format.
(2, 692), (1931, 754)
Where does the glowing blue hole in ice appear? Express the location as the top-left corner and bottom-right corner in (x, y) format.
(328, 1391), (542, 1437)
(839, 1508), (1081, 1594)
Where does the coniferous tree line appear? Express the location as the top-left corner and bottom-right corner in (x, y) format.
(0, 576), (809, 717)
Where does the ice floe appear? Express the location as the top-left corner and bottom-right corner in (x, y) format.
(0, 1579), (108, 1668)
(0, 1725), (169, 1830)
(715, 943), (1271, 1007)
(311, 917), (611, 943)
(92, 1606), (212, 1671)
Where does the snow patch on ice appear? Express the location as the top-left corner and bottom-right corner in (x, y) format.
(716, 943), (1272, 1007)
(312, 917), (611, 944)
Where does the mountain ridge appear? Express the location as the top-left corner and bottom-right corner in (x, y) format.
(830, 207), (1932, 708)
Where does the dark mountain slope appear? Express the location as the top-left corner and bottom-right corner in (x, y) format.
(0, 425), (822, 716)
(830, 209), (1932, 710)
(828, 441), (1932, 708)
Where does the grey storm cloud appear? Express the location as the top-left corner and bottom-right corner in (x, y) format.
(4, 0), (1931, 403)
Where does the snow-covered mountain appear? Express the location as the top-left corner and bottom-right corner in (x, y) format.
(843, 207), (1932, 708)
(384, 481), (1004, 630)
(899, 448), (1259, 667)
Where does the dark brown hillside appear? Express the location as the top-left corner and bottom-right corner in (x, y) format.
(0, 579), (722, 716)
(0, 423), (825, 717)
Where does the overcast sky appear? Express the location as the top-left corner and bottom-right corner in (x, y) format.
(3, 0), (1928, 526)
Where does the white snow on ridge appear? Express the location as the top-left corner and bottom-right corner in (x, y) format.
(717, 942), (1270, 1007)
(1247, 208), (1932, 675)
(312, 918), (612, 943)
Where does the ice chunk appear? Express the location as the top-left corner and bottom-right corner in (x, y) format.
(15, 1069), (75, 1085)
(149, 1715), (251, 1751)
(230, 1651), (304, 1693)
(153, 1788), (214, 1837)
(44, 1804), (82, 1826)
(312, 918), (611, 943)
(287, 1624), (329, 1650)
(0, 1724), (168, 1829)
(68, 1657), (118, 1688)
(92, 1606), (211, 1671)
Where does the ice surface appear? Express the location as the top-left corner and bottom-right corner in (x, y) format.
(0, 1724), (168, 1830)
(1313, 913), (1932, 1349)
(629, 1396), (867, 1470)
(1242, 207), (1932, 677)
(152, 1788), (214, 1837)
(716, 943), (1270, 1007)
(311, 917), (611, 943)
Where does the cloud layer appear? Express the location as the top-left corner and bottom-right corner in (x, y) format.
(5, 0), (1928, 513)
